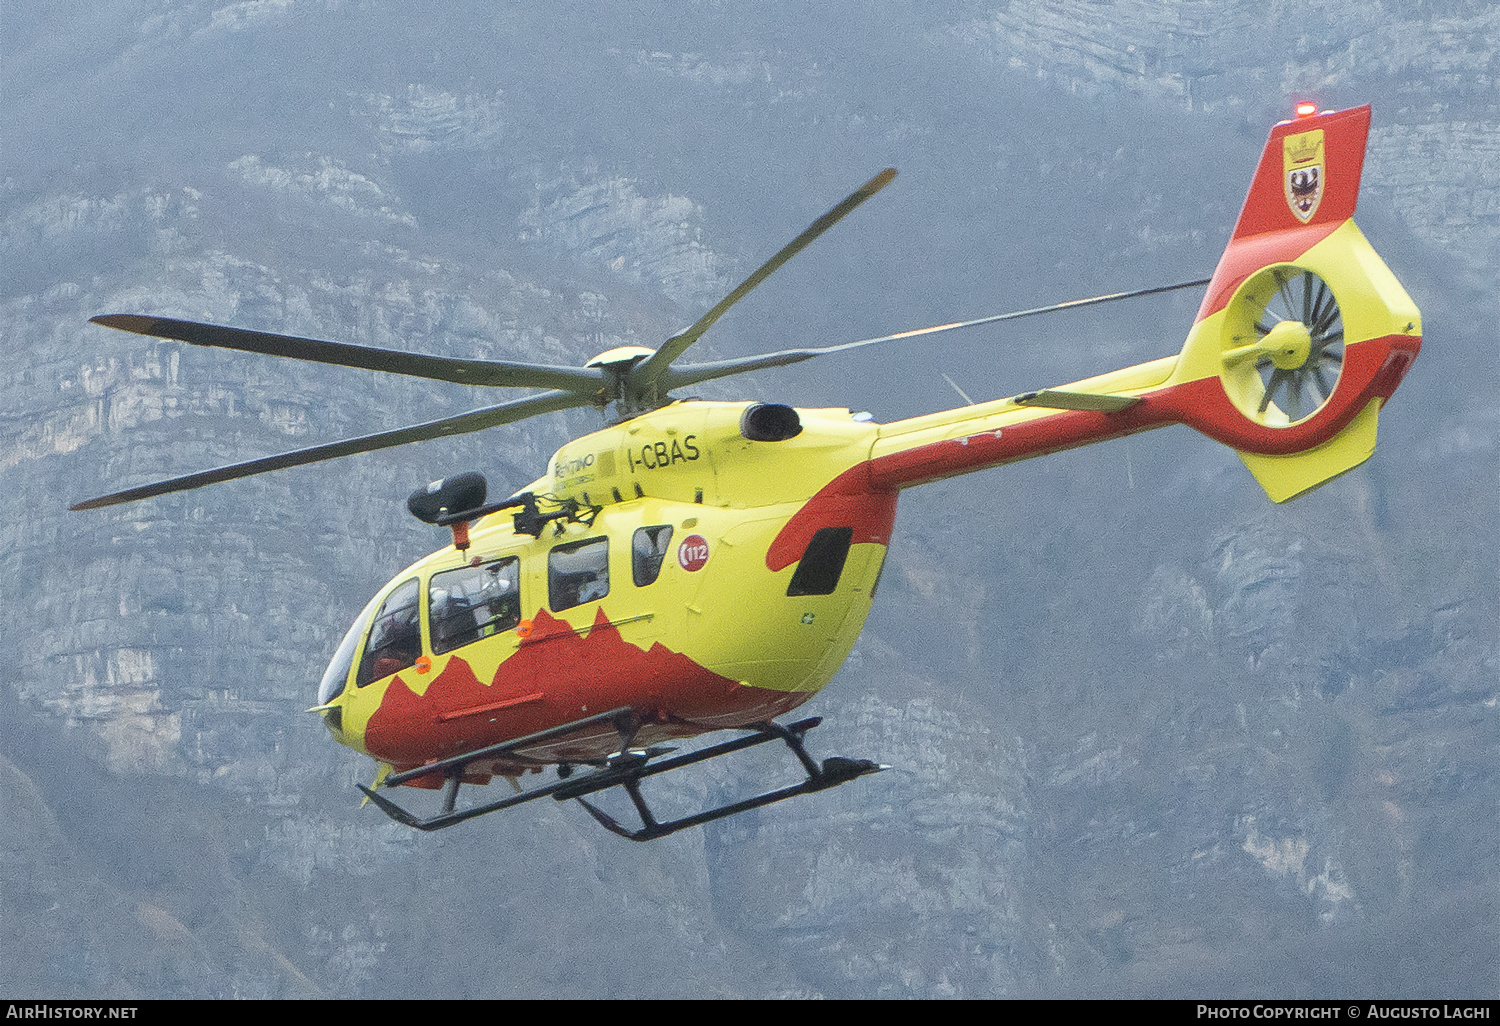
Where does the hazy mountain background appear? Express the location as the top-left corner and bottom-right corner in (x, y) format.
(2, 0), (1495, 998)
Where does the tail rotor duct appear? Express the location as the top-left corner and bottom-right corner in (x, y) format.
(1221, 266), (1344, 426)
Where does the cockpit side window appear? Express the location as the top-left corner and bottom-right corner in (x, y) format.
(430, 557), (522, 655)
(549, 537), (609, 612)
(632, 525), (673, 587)
(356, 577), (421, 687)
(317, 592), (384, 706)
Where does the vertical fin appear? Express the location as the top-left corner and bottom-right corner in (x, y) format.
(1193, 105), (1372, 326)
(1231, 104), (1370, 240)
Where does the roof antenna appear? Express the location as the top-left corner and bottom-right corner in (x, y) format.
(941, 372), (974, 406)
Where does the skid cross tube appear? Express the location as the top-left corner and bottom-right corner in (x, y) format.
(361, 764), (587, 831)
(359, 713), (885, 838)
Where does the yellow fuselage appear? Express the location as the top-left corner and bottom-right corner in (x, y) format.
(331, 402), (890, 765)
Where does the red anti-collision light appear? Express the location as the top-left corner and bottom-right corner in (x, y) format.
(1295, 101), (1318, 118)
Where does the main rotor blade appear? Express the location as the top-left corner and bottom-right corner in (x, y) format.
(628, 168), (898, 389)
(70, 390), (590, 511)
(661, 277), (1213, 391)
(90, 315), (608, 395)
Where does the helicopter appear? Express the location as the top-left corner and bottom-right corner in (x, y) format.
(76, 103), (1420, 841)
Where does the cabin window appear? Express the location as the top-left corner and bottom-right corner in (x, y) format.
(786, 527), (853, 597)
(429, 556), (522, 655)
(356, 577), (421, 686)
(632, 525), (674, 586)
(550, 537), (610, 611)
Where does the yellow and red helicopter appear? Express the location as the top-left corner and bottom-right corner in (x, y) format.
(76, 104), (1419, 840)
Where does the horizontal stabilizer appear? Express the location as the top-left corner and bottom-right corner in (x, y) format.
(1236, 398), (1383, 503)
(1013, 389), (1140, 412)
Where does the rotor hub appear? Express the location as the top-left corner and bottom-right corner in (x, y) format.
(585, 345), (655, 370)
(1262, 320), (1313, 370)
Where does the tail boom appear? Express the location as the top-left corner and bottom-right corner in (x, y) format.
(852, 330), (1409, 494)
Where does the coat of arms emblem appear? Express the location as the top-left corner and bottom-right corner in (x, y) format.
(1283, 129), (1325, 223)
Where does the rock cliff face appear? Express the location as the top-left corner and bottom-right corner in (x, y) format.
(957, 0), (1500, 273)
(2, 0), (1494, 998)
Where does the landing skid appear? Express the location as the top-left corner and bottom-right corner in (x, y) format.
(358, 707), (886, 840)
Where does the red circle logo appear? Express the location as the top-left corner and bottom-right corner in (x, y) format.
(677, 534), (709, 572)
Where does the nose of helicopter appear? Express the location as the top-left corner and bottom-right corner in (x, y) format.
(313, 601), (379, 741)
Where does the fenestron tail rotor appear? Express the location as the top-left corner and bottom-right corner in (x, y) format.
(1220, 266), (1344, 426)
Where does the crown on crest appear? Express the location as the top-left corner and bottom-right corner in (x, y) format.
(1286, 133), (1323, 166)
